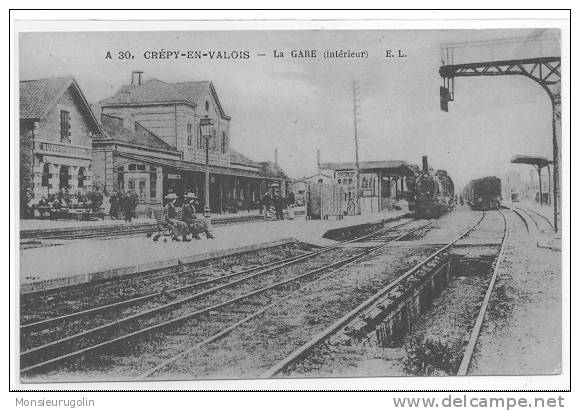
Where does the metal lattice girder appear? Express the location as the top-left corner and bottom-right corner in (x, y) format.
(440, 56), (561, 104)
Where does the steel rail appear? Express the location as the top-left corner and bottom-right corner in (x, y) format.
(506, 206), (529, 234)
(259, 212), (486, 378)
(21, 219), (413, 333)
(457, 209), (509, 375)
(515, 206), (541, 232)
(524, 207), (554, 230)
(137, 222), (432, 379)
(21, 220), (421, 373)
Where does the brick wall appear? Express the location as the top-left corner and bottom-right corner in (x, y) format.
(36, 86), (92, 148)
(20, 121), (35, 216)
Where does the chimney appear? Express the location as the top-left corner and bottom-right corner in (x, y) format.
(317, 149), (321, 172)
(274, 147), (278, 166)
(131, 71), (143, 86)
(422, 155), (428, 172)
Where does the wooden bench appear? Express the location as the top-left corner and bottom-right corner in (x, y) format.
(149, 207), (176, 242)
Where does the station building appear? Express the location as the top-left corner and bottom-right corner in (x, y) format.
(20, 73), (290, 217)
(318, 160), (417, 213)
(93, 71), (289, 215)
(19, 77), (104, 212)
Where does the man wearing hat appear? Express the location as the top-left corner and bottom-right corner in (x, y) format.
(182, 192), (214, 240)
(164, 193), (190, 241)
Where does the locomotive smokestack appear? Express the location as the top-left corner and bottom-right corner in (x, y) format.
(422, 156), (428, 172)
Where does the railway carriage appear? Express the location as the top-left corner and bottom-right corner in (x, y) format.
(462, 176), (502, 211)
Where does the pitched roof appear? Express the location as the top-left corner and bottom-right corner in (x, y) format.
(100, 78), (230, 119)
(99, 114), (177, 153)
(260, 161), (290, 179)
(20, 77), (73, 119)
(171, 81), (210, 106)
(230, 148), (259, 167)
(20, 77), (103, 133)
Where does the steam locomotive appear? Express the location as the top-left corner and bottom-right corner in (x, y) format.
(462, 176), (502, 210)
(409, 156), (455, 218)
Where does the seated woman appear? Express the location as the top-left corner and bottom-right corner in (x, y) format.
(164, 193), (190, 242)
(181, 192), (214, 239)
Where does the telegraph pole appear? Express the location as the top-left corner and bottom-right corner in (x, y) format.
(353, 80), (361, 215)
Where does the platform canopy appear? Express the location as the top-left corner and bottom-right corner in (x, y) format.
(510, 155), (552, 168)
(319, 160), (416, 176)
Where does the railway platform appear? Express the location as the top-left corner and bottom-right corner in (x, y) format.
(467, 207), (562, 375)
(19, 209), (408, 294)
(19, 209), (267, 240)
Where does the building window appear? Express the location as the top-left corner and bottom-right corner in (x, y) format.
(60, 110), (71, 143)
(221, 131), (228, 154)
(205, 100), (210, 111)
(59, 165), (70, 190)
(77, 167), (85, 189)
(211, 129), (217, 152)
(150, 172), (157, 199)
(187, 123), (193, 146)
(196, 125), (204, 149)
(42, 164), (50, 187)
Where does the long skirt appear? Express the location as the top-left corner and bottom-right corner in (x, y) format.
(169, 219), (190, 236)
(188, 219), (209, 236)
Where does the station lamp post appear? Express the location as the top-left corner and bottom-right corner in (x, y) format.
(200, 116), (215, 228)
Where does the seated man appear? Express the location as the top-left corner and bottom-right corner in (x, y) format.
(182, 192), (214, 239)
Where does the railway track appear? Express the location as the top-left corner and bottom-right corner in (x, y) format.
(457, 208), (509, 375)
(21, 218), (425, 375)
(514, 206), (553, 233)
(258, 211), (488, 378)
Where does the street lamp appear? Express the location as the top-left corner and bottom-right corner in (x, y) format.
(200, 116), (214, 228)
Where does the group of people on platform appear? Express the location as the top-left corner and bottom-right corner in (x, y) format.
(28, 188), (104, 219)
(109, 190), (139, 223)
(260, 189), (295, 220)
(163, 192), (214, 242)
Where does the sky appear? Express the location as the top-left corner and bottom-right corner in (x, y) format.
(19, 28), (561, 190)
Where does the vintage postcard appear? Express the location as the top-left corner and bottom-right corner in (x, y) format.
(11, 14), (569, 392)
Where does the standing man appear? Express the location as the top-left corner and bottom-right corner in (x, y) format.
(109, 189), (119, 220)
(273, 190), (285, 221)
(286, 190), (296, 220)
(261, 190), (272, 219)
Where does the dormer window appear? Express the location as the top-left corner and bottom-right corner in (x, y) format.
(205, 100), (210, 111)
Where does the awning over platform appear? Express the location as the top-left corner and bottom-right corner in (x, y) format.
(319, 160), (416, 176)
(510, 155), (552, 168)
(117, 152), (290, 181)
